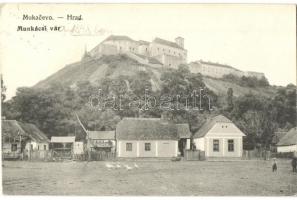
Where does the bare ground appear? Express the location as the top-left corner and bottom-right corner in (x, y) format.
(2, 159), (297, 196)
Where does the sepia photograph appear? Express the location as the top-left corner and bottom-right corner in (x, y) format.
(0, 3), (296, 196)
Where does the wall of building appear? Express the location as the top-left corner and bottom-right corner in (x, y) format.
(25, 142), (49, 151)
(117, 140), (178, 157)
(194, 137), (205, 151)
(244, 71), (265, 79)
(89, 37), (187, 68)
(73, 142), (84, 154)
(149, 42), (186, 63)
(2, 142), (21, 154)
(204, 137), (242, 157)
(189, 62), (244, 78)
(277, 145), (297, 153)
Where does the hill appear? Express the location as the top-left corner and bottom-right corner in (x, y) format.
(34, 54), (278, 98)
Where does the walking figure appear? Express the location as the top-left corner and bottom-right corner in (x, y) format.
(272, 158), (277, 172)
(292, 157), (297, 173)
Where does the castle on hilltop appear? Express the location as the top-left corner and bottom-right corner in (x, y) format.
(88, 35), (265, 79)
(89, 35), (187, 69)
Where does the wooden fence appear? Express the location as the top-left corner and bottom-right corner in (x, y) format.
(28, 150), (52, 161)
(242, 149), (271, 160)
(184, 150), (205, 161)
(89, 151), (115, 161)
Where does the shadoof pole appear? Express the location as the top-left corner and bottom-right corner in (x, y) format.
(75, 113), (90, 161)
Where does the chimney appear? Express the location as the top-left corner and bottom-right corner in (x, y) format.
(175, 37), (184, 48)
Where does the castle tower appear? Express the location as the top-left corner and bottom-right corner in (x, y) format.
(175, 37), (184, 48)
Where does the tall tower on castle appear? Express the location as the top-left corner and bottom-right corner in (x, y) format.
(175, 37), (184, 48)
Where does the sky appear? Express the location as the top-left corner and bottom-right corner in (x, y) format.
(0, 4), (296, 100)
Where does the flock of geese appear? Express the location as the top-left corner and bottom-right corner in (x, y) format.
(105, 162), (139, 170)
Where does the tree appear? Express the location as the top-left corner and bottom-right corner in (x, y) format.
(226, 88), (234, 111)
(1, 75), (6, 103)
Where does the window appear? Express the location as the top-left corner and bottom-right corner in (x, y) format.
(213, 140), (219, 152)
(126, 143), (132, 151)
(44, 145), (47, 150)
(11, 144), (17, 152)
(145, 143), (151, 151)
(228, 139), (234, 152)
(38, 145), (39, 150)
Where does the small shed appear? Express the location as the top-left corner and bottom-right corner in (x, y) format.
(277, 127), (297, 153)
(50, 136), (76, 159)
(87, 131), (116, 152)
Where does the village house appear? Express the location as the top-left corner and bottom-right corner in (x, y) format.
(116, 118), (191, 158)
(89, 35), (187, 69)
(276, 127), (297, 154)
(193, 115), (245, 159)
(2, 120), (49, 160)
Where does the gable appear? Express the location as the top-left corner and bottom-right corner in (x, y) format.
(205, 122), (245, 137)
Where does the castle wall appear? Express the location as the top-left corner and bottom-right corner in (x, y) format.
(149, 42), (187, 63)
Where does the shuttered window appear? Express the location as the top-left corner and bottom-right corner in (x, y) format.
(213, 140), (219, 152)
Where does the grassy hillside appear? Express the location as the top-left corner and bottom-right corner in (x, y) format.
(203, 77), (278, 97)
(34, 55), (164, 91)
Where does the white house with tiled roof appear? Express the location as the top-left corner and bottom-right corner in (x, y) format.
(89, 35), (187, 69)
(193, 115), (245, 158)
(116, 118), (191, 158)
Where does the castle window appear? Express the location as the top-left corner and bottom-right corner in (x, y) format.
(163, 48), (165, 52)
(146, 48), (148, 51)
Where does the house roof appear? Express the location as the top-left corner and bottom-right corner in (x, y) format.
(87, 131), (115, 140)
(272, 131), (287, 144)
(116, 118), (179, 140)
(138, 40), (150, 45)
(197, 60), (240, 71)
(18, 122), (49, 143)
(153, 37), (184, 50)
(2, 120), (27, 138)
(51, 136), (76, 143)
(193, 115), (234, 138)
(176, 124), (191, 138)
(104, 35), (135, 42)
(277, 127), (297, 146)
(2, 120), (49, 143)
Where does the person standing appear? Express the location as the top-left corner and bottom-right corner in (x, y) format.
(292, 157), (297, 173)
(272, 158), (277, 172)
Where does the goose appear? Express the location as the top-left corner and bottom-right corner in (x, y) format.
(124, 164), (133, 170)
(105, 163), (115, 170)
(134, 163), (139, 169)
